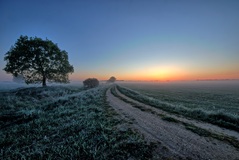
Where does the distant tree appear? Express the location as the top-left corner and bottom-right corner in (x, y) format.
(107, 76), (116, 83)
(3, 35), (74, 87)
(83, 78), (99, 88)
(13, 75), (24, 83)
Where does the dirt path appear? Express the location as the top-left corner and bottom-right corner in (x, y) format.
(106, 87), (239, 160)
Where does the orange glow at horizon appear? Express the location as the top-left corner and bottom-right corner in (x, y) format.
(145, 66), (188, 81)
(69, 65), (239, 81)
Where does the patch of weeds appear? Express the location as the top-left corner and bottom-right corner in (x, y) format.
(161, 116), (179, 123)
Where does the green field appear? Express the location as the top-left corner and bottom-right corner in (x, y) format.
(120, 81), (239, 114)
(118, 81), (239, 131)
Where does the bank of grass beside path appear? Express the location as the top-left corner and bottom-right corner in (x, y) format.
(0, 85), (155, 159)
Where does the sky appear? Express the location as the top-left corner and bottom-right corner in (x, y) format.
(0, 0), (239, 81)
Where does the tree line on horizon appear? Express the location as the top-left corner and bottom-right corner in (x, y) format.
(3, 35), (116, 88)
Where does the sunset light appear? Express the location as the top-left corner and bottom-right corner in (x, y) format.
(145, 65), (185, 81)
(1, 1), (239, 159)
(1, 0), (239, 81)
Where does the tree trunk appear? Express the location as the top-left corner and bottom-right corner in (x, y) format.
(42, 75), (46, 87)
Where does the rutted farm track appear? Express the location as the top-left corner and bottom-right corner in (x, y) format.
(107, 85), (239, 160)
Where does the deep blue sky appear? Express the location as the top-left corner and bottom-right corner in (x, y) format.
(1, 0), (239, 81)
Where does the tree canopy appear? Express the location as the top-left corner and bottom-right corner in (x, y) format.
(107, 76), (116, 83)
(83, 78), (99, 88)
(3, 35), (74, 86)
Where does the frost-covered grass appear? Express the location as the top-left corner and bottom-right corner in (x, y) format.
(117, 85), (239, 132)
(0, 85), (155, 159)
(0, 81), (84, 92)
(0, 81), (38, 92)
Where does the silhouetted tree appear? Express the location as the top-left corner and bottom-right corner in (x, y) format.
(3, 35), (74, 87)
(107, 76), (116, 83)
(83, 78), (99, 88)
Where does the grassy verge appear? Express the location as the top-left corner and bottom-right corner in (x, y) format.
(0, 85), (155, 159)
(161, 116), (180, 123)
(117, 85), (239, 132)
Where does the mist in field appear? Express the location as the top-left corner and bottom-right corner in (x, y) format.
(1, 80), (238, 93)
(0, 81), (83, 92)
(120, 80), (239, 94)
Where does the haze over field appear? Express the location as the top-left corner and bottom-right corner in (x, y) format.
(0, 0), (239, 81)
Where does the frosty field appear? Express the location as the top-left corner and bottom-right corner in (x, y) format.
(0, 84), (154, 159)
(1, 81), (239, 159)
